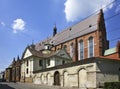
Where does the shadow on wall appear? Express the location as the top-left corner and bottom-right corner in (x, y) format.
(0, 84), (15, 89)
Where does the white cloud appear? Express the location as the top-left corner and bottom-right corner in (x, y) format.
(64, 0), (114, 22)
(12, 18), (25, 33)
(0, 22), (5, 26)
(115, 4), (120, 13)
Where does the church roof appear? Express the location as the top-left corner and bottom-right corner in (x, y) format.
(35, 11), (101, 51)
(22, 45), (71, 61)
(48, 49), (72, 60)
(28, 47), (44, 58)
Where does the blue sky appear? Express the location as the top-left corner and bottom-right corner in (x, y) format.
(0, 0), (120, 72)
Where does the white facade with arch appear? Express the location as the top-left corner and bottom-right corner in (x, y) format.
(33, 58), (120, 88)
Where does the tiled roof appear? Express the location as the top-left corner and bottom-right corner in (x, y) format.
(35, 37), (52, 51)
(51, 13), (98, 45)
(26, 46), (71, 60)
(28, 46), (45, 58)
(35, 11), (100, 51)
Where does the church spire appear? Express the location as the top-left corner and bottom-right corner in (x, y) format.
(53, 24), (57, 36)
(17, 55), (20, 61)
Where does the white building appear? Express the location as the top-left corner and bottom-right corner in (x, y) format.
(33, 57), (120, 88)
(20, 45), (72, 83)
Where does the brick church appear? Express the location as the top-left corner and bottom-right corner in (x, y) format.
(4, 9), (120, 89)
(35, 9), (109, 61)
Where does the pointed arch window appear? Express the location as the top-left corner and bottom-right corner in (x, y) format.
(70, 43), (74, 57)
(79, 40), (84, 60)
(88, 37), (94, 58)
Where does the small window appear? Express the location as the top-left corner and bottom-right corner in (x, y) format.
(47, 59), (50, 66)
(62, 60), (65, 64)
(63, 45), (67, 50)
(26, 68), (28, 74)
(26, 60), (29, 66)
(39, 60), (42, 66)
(89, 25), (92, 27)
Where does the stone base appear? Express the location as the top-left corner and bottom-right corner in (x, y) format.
(20, 77), (33, 83)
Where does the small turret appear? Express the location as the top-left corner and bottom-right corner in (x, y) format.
(17, 55), (20, 61)
(30, 40), (35, 49)
(53, 24), (57, 36)
(12, 57), (16, 65)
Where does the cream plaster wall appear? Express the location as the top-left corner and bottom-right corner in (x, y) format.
(23, 49), (32, 59)
(33, 59), (120, 88)
(33, 63), (96, 88)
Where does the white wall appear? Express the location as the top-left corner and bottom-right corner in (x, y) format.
(33, 58), (43, 71)
(33, 59), (120, 88)
(33, 63), (96, 88)
(23, 49), (32, 59)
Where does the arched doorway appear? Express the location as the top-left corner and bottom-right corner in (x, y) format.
(63, 71), (68, 87)
(41, 74), (44, 84)
(47, 73), (51, 85)
(78, 69), (87, 88)
(54, 71), (60, 85)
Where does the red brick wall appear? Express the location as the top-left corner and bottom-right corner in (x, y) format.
(104, 53), (119, 59)
(52, 30), (107, 62)
(51, 10), (109, 62)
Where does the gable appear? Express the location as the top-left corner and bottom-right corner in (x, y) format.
(55, 50), (71, 60)
(23, 49), (32, 59)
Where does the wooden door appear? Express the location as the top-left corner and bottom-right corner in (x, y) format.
(54, 71), (60, 85)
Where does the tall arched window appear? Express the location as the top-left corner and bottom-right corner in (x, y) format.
(88, 37), (94, 58)
(79, 40), (84, 60)
(70, 43), (74, 57)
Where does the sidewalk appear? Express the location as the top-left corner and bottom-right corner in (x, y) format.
(19, 82), (79, 89)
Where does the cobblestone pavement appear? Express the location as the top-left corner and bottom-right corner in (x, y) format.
(0, 82), (79, 89)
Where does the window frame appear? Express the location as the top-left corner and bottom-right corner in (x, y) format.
(88, 37), (94, 58)
(63, 45), (67, 50)
(79, 40), (84, 60)
(26, 68), (28, 74)
(39, 60), (42, 66)
(26, 60), (29, 66)
(47, 59), (50, 66)
(70, 43), (74, 57)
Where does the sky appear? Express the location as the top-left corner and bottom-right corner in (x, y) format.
(0, 0), (120, 72)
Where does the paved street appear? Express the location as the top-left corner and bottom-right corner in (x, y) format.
(0, 82), (79, 89)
